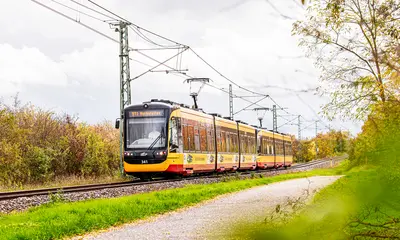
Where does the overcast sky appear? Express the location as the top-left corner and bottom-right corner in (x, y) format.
(0, 0), (362, 138)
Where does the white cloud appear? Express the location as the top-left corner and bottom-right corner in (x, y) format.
(0, 44), (68, 94)
(0, 0), (361, 137)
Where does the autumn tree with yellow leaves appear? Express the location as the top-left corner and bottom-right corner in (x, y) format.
(293, 0), (400, 120)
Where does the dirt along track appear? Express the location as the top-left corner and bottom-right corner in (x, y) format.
(0, 156), (345, 213)
(81, 176), (342, 240)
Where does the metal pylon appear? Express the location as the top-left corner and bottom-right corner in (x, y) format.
(272, 105), (277, 132)
(117, 21), (131, 176)
(229, 84), (233, 120)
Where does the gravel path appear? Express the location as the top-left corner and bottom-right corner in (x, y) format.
(81, 175), (341, 240)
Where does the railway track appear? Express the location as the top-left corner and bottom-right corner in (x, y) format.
(0, 156), (345, 201)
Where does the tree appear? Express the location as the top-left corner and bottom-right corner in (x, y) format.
(293, 0), (400, 120)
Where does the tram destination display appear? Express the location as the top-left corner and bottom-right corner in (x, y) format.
(128, 110), (165, 118)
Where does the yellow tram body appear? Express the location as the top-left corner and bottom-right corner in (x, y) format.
(122, 100), (293, 178)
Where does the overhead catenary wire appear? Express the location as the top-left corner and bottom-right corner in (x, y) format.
(31, 0), (345, 135)
(35, 0), (292, 122)
(300, 122), (316, 132)
(126, 49), (276, 114)
(131, 47), (189, 80)
(69, 0), (118, 21)
(133, 49), (274, 114)
(87, 0), (187, 47)
(189, 48), (268, 98)
(233, 96), (268, 115)
(50, 0), (110, 22)
(31, 0), (118, 43)
(129, 25), (181, 49)
(277, 116), (298, 129)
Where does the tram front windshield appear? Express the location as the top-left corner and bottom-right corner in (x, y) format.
(126, 117), (167, 150)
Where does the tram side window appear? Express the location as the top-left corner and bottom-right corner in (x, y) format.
(207, 125), (215, 152)
(241, 135), (246, 154)
(228, 133), (231, 152)
(283, 141), (286, 155)
(253, 136), (257, 154)
(216, 129), (222, 152)
(248, 135), (255, 154)
(277, 140), (281, 155)
(226, 132), (231, 153)
(221, 131), (227, 153)
(231, 133), (238, 153)
(199, 126), (207, 152)
(268, 137), (272, 155)
(263, 137), (268, 155)
(276, 139), (282, 155)
(286, 141), (289, 155)
(187, 124), (195, 151)
(247, 135), (254, 154)
(283, 141), (286, 156)
(268, 138), (272, 155)
(245, 136), (249, 154)
(245, 135), (249, 154)
(240, 134), (247, 154)
(182, 124), (189, 151)
(194, 125), (200, 151)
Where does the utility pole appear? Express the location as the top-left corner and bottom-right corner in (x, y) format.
(298, 115), (302, 162)
(315, 120), (318, 159)
(298, 115), (301, 140)
(229, 84), (234, 120)
(114, 21), (131, 176)
(272, 105), (277, 132)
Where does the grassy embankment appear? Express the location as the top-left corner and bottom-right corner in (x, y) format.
(226, 103), (400, 239)
(229, 163), (400, 239)
(0, 164), (346, 240)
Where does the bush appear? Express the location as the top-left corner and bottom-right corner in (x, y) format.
(0, 98), (120, 186)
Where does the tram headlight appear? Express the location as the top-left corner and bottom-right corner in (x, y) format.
(155, 151), (166, 156)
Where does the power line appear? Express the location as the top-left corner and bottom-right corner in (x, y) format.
(61, 0), (294, 121)
(33, 0), (302, 133)
(300, 122), (315, 132)
(265, 0), (294, 20)
(131, 47), (189, 80)
(277, 116), (298, 129)
(87, 0), (187, 47)
(189, 48), (268, 97)
(50, 0), (111, 22)
(69, 0), (118, 21)
(204, 83), (271, 111)
(129, 25), (180, 48)
(31, 0), (118, 43)
(233, 96), (268, 115)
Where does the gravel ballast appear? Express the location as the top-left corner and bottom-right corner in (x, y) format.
(81, 175), (341, 240)
(0, 160), (336, 214)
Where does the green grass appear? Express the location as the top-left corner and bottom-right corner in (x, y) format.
(0, 165), (344, 240)
(228, 162), (400, 239)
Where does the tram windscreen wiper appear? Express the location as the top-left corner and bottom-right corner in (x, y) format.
(147, 127), (165, 151)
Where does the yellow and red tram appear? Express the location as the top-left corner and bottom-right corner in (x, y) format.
(121, 99), (292, 179)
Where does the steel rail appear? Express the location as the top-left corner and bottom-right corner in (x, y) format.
(0, 179), (180, 201)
